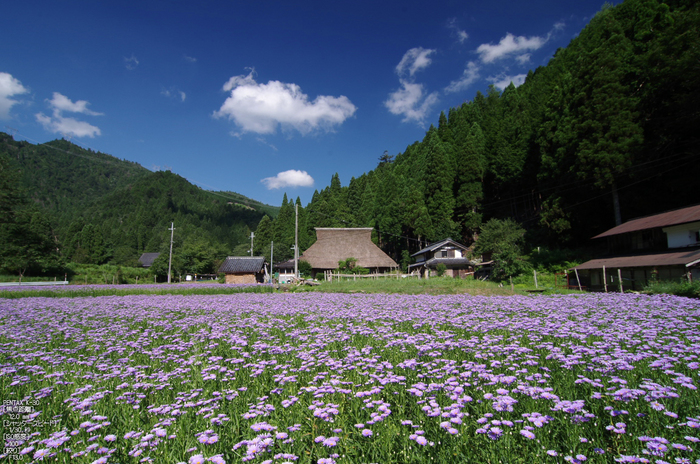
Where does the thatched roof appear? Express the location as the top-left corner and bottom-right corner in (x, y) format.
(300, 228), (398, 270)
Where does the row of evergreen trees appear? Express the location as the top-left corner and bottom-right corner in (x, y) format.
(254, 0), (700, 270)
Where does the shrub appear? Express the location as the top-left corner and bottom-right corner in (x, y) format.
(644, 280), (700, 299)
(436, 263), (447, 277)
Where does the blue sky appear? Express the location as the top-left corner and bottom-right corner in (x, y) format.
(1, 0), (620, 207)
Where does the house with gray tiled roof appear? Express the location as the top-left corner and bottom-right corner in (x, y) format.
(408, 238), (474, 278)
(218, 256), (266, 284)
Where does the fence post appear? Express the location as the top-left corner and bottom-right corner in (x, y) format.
(618, 268), (623, 293)
(574, 268), (582, 291)
(602, 266), (608, 292)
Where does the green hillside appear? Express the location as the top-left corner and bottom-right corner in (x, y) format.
(0, 133), (278, 276)
(0, 133), (149, 229)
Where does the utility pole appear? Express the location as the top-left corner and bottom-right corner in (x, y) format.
(167, 223), (175, 284)
(294, 203), (299, 279)
(270, 241), (274, 284)
(250, 232), (255, 256)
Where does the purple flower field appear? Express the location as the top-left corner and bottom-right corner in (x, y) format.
(1, 292), (699, 463)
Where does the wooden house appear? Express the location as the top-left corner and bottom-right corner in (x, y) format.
(571, 204), (700, 291)
(408, 238), (474, 278)
(218, 256), (266, 284)
(300, 228), (398, 278)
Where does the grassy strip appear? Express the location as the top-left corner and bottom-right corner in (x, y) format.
(306, 275), (581, 296)
(0, 284), (274, 299)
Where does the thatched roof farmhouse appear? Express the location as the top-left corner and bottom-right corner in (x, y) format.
(300, 228), (398, 275)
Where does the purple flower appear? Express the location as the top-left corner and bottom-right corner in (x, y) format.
(361, 429), (373, 437)
(323, 437), (339, 447)
(520, 430), (536, 439)
(33, 449), (51, 460)
(488, 427), (503, 440)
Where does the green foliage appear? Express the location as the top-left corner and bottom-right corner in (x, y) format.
(644, 280), (700, 299)
(338, 257), (369, 275)
(436, 263), (447, 277)
(298, 259), (313, 278)
(0, 152), (64, 279)
(66, 263), (152, 285)
(474, 218), (529, 280)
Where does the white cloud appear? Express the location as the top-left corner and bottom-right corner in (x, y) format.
(516, 54), (531, 64)
(477, 33), (547, 63)
(214, 70), (357, 135)
(184, 55), (197, 63)
(396, 48), (436, 77)
(445, 61), (480, 93)
(0, 72), (29, 120)
(447, 18), (468, 44)
(35, 92), (102, 138)
(47, 92), (102, 115)
(35, 113), (101, 138)
(261, 170), (314, 189)
(161, 87), (186, 102)
(384, 80), (439, 124)
(490, 73), (528, 90)
(386, 48), (439, 124)
(124, 54), (139, 70)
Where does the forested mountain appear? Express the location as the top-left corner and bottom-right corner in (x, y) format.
(0, 133), (150, 229)
(0, 133), (277, 275)
(256, 0), (700, 269)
